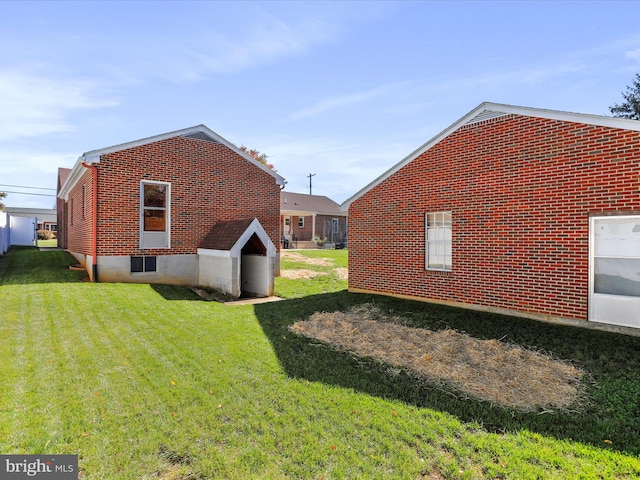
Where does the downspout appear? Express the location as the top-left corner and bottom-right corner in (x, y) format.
(81, 162), (98, 282)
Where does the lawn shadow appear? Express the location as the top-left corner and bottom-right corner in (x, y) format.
(0, 246), (87, 285)
(253, 291), (640, 456)
(150, 283), (205, 301)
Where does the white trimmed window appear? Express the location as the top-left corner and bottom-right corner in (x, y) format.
(425, 212), (452, 271)
(140, 181), (170, 249)
(298, 217), (305, 228)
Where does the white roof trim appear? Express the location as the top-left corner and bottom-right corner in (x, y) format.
(58, 125), (285, 200)
(341, 102), (640, 210)
(229, 218), (276, 258)
(57, 156), (88, 201)
(281, 209), (315, 216)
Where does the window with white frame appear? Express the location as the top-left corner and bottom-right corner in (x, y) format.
(140, 181), (170, 249)
(298, 217), (305, 228)
(425, 212), (452, 271)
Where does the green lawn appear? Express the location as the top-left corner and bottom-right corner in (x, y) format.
(37, 238), (58, 248)
(1, 247), (639, 479)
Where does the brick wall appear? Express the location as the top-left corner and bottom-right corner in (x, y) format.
(65, 136), (280, 258)
(66, 169), (95, 256)
(348, 114), (640, 321)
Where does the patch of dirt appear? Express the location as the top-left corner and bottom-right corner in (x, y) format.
(281, 251), (334, 266)
(279, 269), (326, 280)
(288, 304), (586, 412)
(280, 251), (347, 280)
(334, 267), (348, 280)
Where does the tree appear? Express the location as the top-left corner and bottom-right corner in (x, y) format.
(239, 145), (275, 170)
(609, 73), (640, 120)
(0, 192), (6, 211)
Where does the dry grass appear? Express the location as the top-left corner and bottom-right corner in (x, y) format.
(281, 251), (334, 266)
(333, 267), (348, 280)
(280, 251), (348, 279)
(289, 304), (586, 412)
(280, 268), (326, 280)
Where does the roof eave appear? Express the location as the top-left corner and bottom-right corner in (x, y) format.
(80, 124), (286, 186)
(57, 156), (90, 201)
(59, 125), (286, 200)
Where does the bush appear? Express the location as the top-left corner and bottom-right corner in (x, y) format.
(314, 236), (328, 247)
(38, 230), (56, 240)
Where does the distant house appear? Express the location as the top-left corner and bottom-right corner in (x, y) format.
(4, 207), (58, 234)
(57, 125), (285, 298)
(2, 207), (57, 247)
(343, 102), (640, 331)
(280, 191), (347, 248)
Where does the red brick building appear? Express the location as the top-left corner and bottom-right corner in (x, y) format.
(280, 191), (347, 248)
(57, 125), (285, 298)
(343, 103), (640, 331)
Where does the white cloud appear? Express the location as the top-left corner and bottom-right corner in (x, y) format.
(96, 12), (342, 85)
(290, 83), (409, 120)
(0, 67), (117, 141)
(625, 48), (640, 62)
(257, 135), (414, 203)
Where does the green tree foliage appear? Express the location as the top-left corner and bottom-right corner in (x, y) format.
(239, 145), (275, 170)
(609, 73), (640, 120)
(0, 191), (6, 210)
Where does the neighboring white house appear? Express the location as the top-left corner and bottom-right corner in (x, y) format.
(0, 207), (57, 250)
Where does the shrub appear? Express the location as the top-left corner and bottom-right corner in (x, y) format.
(38, 229), (56, 240)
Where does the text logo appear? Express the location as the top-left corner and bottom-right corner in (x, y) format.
(1, 455), (78, 479)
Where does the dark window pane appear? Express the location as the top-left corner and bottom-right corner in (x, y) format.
(131, 256), (143, 273)
(144, 184), (166, 208)
(144, 256), (157, 272)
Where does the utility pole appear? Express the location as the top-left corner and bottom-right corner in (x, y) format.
(307, 173), (316, 195)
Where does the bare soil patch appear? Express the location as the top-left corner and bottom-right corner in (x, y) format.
(334, 267), (348, 280)
(280, 269), (326, 280)
(289, 304), (586, 412)
(281, 251), (334, 266)
(280, 251), (347, 280)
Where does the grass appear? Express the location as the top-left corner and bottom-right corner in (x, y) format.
(0, 246), (639, 479)
(276, 249), (348, 297)
(37, 238), (58, 248)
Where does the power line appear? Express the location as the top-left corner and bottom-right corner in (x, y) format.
(0, 183), (56, 191)
(1, 190), (56, 197)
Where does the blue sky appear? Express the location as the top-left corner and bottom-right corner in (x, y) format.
(2, 0), (639, 209)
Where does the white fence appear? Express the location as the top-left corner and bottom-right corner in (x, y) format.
(0, 212), (8, 254)
(0, 212), (38, 255)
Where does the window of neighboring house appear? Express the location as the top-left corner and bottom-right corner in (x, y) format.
(298, 217), (305, 228)
(140, 181), (170, 249)
(425, 212), (452, 271)
(131, 256), (157, 273)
